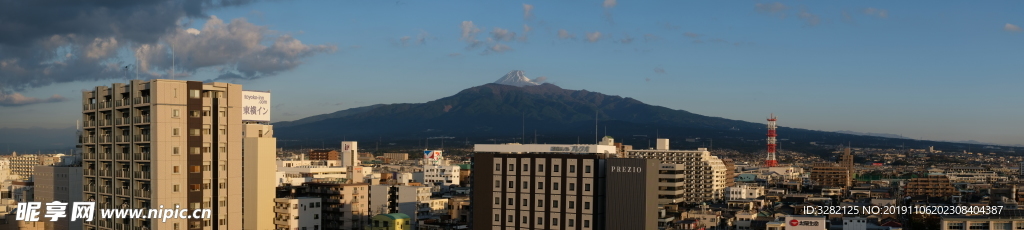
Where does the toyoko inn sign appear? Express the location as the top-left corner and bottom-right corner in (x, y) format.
(241, 91), (270, 121)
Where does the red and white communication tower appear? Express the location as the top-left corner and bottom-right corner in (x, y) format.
(765, 114), (779, 167)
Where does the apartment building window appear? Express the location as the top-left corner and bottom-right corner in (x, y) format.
(508, 181), (514, 188)
(523, 164), (529, 171)
(584, 220), (590, 228)
(495, 180), (500, 188)
(584, 202), (590, 209)
(570, 165), (576, 173)
(554, 182), (559, 190)
(173, 166), (179, 173)
(553, 200), (559, 208)
(189, 184), (200, 192)
(537, 217), (543, 225)
(522, 181), (528, 189)
(173, 147), (180, 155)
(494, 198), (499, 204)
(522, 199), (528, 207)
(538, 164), (545, 172)
(173, 109), (180, 118)
(585, 183), (591, 191)
(173, 185), (179, 192)
(522, 216), (527, 224)
(569, 201), (575, 209)
(189, 129), (201, 136)
(585, 165), (591, 173)
(190, 166), (201, 173)
(508, 164), (514, 171)
(569, 183), (575, 191)
(569, 219), (575, 227)
(202, 110), (211, 117)
(189, 110), (200, 117)
(202, 147), (211, 153)
(554, 165), (560, 172)
(220, 219), (226, 225)
(314, 214), (319, 219)
(538, 199), (544, 207)
(189, 90), (200, 98)
(553, 218), (559, 226)
(495, 164), (500, 171)
(508, 198), (513, 205)
(538, 182), (544, 189)
(507, 215), (513, 223)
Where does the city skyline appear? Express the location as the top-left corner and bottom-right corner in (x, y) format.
(1, 1), (1023, 146)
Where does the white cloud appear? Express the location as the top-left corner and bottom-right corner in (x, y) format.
(460, 21), (483, 48)
(488, 44), (512, 53)
(586, 31), (602, 42)
(0, 93), (66, 107)
(603, 0), (617, 9)
(863, 8), (889, 18)
(1005, 23), (1022, 32)
(558, 29), (575, 39)
(523, 4), (534, 20)
(491, 28), (517, 42)
(798, 9), (821, 26)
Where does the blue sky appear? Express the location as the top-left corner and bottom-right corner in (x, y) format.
(1, 0), (1022, 146)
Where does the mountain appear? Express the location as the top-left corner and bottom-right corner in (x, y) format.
(835, 130), (908, 139)
(274, 72), (1014, 154)
(493, 70), (539, 87)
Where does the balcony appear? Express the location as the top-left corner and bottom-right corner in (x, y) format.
(134, 171), (151, 180)
(99, 119), (111, 126)
(115, 117), (129, 126)
(99, 186), (112, 194)
(99, 170), (112, 177)
(133, 134), (150, 142)
(114, 223), (127, 230)
(84, 185), (96, 192)
(133, 115), (150, 124)
(116, 152), (131, 161)
(115, 135), (129, 143)
(99, 135), (112, 144)
(99, 151), (112, 160)
(84, 103), (96, 110)
(116, 170), (131, 178)
(84, 151), (96, 159)
(115, 99), (130, 108)
(99, 101), (111, 109)
(115, 188), (129, 196)
(134, 190), (151, 198)
(133, 96), (151, 105)
(134, 152), (151, 161)
(85, 169), (96, 176)
(97, 219), (112, 228)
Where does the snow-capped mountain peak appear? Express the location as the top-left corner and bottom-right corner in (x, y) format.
(494, 70), (540, 87)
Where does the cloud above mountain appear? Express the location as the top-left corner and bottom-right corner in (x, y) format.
(0, 0), (334, 93)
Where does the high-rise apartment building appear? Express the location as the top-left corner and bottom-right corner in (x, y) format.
(80, 79), (273, 230)
(472, 143), (659, 230)
(625, 140), (728, 205)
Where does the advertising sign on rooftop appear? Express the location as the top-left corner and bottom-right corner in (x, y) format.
(242, 91), (271, 121)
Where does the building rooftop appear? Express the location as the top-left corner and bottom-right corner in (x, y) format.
(378, 213), (412, 220)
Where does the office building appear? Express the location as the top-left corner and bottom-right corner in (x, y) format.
(309, 150), (340, 161)
(34, 163), (84, 230)
(341, 141), (359, 168)
(472, 142), (660, 230)
(80, 79), (273, 230)
(626, 139), (729, 204)
(273, 197), (323, 230)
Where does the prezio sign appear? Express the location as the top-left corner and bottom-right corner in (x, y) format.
(241, 91), (271, 121)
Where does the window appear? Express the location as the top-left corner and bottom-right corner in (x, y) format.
(495, 180), (500, 188)
(189, 90), (200, 98)
(173, 185), (179, 192)
(569, 183), (575, 191)
(173, 147), (180, 155)
(508, 164), (514, 171)
(495, 164), (500, 171)
(553, 200), (559, 208)
(173, 109), (180, 118)
(538, 217), (543, 225)
(522, 199), (528, 207)
(190, 165), (201, 173)
(508, 181), (514, 188)
(523, 181), (528, 189)
(569, 201), (575, 209)
(553, 218), (559, 226)
(584, 202), (590, 209)
(494, 198), (499, 204)
(173, 166), (179, 173)
(523, 164), (529, 171)
(202, 110), (211, 117)
(538, 182), (544, 189)
(507, 215), (513, 223)
(569, 219), (575, 227)
(538, 199), (544, 207)
(585, 165), (591, 173)
(554, 165), (560, 172)
(172, 128), (180, 136)
(494, 214), (499, 221)
(314, 214), (319, 219)
(570, 165), (576, 173)
(554, 182), (560, 190)
(189, 110), (200, 117)
(522, 216), (527, 224)
(189, 129), (201, 136)
(585, 184), (591, 191)
(508, 198), (513, 205)
(189, 184), (200, 191)
(584, 220), (590, 228)
(539, 164), (545, 172)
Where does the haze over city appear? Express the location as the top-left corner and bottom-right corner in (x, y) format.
(1, 1), (1022, 146)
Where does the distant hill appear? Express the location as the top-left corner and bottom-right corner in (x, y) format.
(274, 80), (1001, 154)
